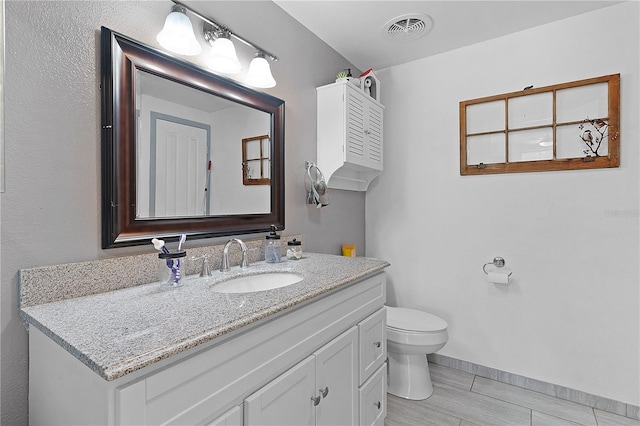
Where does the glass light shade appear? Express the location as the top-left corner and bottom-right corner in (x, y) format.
(156, 10), (202, 56)
(246, 55), (276, 88)
(206, 37), (242, 74)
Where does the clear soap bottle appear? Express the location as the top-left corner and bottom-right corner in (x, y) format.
(265, 225), (281, 263)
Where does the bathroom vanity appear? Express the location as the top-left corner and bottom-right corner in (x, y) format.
(20, 253), (389, 425)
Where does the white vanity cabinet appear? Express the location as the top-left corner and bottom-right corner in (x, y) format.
(317, 80), (384, 191)
(28, 272), (387, 426)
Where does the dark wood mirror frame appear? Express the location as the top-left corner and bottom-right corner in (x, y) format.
(101, 27), (285, 248)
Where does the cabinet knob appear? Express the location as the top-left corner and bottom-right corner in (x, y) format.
(311, 395), (321, 406)
(374, 401), (381, 410)
(319, 386), (329, 398)
(373, 341), (381, 348)
(364, 129), (371, 135)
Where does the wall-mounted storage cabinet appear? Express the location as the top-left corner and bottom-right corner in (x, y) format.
(317, 80), (384, 191)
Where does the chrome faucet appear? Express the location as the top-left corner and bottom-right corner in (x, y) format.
(221, 238), (250, 272)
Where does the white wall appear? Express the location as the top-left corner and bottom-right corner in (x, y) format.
(210, 106), (271, 215)
(367, 2), (639, 405)
(0, 1), (363, 423)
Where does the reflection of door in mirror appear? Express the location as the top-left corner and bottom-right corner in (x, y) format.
(146, 113), (211, 218)
(135, 70), (271, 218)
(242, 135), (270, 186)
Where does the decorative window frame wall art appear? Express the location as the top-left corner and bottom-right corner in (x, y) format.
(459, 74), (620, 175)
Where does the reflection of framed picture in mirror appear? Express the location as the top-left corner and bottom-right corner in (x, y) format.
(460, 74), (620, 175)
(242, 135), (270, 185)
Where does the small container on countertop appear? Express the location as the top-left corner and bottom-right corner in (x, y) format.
(158, 250), (187, 287)
(287, 238), (303, 260)
(342, 244), (356, 257)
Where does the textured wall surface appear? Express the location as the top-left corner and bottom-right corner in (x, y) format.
(1, 1), (363, 423)
(367, 1), (639, 406)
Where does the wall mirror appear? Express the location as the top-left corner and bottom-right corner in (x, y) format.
(101, 27), (285, 248)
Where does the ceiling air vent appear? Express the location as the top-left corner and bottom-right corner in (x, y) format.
(382, 13), (433, 41)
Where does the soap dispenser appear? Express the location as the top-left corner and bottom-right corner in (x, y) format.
(265, 225), (281, 263)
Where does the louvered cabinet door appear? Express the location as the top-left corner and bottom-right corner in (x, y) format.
(345, 87), (367, 166)
(345, 85), (384, 171)
(365, 102), (383, 171)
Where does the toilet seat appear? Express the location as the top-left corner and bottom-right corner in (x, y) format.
(387, 306), (448, 333)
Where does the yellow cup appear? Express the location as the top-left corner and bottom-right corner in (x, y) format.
(342, 244), (356, 257)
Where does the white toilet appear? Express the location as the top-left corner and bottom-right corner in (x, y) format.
(386, 306), (449, 400)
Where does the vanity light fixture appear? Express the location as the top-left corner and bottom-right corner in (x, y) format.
(158, 0), (279, 87)
(156, 5), (202, 56)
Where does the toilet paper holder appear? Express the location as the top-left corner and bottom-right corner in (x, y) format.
(483, 257), (512, 276)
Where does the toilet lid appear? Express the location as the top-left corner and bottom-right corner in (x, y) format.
(386, 306), (448, 332)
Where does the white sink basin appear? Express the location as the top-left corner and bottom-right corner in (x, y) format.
(211, 272), (304, 293)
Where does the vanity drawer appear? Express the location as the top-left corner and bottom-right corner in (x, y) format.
(358, 307), (386, 384)
(358, 363), (386, 426)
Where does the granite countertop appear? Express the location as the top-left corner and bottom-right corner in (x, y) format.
(20, 253), (389, 381)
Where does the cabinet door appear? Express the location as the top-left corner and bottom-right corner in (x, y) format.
(244, 356), (316, 426)
(365, 102), (383, 171)
(314, 327), (358, 426)
(345, 87), (367, 167)
(345, 85), (384, 172)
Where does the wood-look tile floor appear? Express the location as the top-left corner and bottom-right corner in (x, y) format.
(385, 363), (640, 426)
